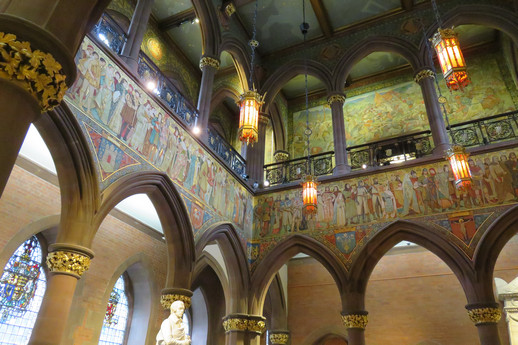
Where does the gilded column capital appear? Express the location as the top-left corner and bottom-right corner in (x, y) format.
(0, 32), (68, 111)
(199, 56), (220, 71)
(467, 307), (502, 325)
(222, 314), (249, 332)
(327, 93), (346, 106)
(247, 315), (266, 334)
(46, 244), (94, 279)
(269, 331), (290, 345)
(160, 288), (193, 309)
(414, 68), (436, 83)
(274, 150), (290, 162)
(341, 312), (369, 329)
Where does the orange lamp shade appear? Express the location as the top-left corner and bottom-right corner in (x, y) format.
(302, 174), (319, 215)
(447, 145), (472, 189)
(238, 90), (263, 145)
(432, 28), (470, 91)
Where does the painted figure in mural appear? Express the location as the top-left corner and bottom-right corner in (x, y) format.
(388, 174), (404, 214)
(322, 186), (336, 225)
(356, 180), (372, 222)
(260, 197), (271, 237)
(343, 183), (358, 225)
(402, 173), (420, 216)
(281, 195), (293, 234)
(79, 51), (101, 112)
(108, 78), (128, 135)
(370, 178), (384, 219)
(156, 301), (191, 345)
(291, 195), (303, 232)
(381, 182), (397, 219)
(505, 152), (518, 197)
(333, 186), (346, 227)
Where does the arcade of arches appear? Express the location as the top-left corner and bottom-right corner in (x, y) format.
(1, 0), (518, 344)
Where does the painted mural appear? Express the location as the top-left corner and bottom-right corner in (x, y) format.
(291, 104), (334, 157)
(66, 37), (253, 240)
(251, 149), (518, 269)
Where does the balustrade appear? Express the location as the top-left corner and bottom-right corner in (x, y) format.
(207, 127), (246, 177)
(92, 13), (127, 55)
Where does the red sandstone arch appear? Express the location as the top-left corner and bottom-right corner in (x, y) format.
(249, 234), (348, 315)
(333, 35), (421, 91)
(219, 35), (252, 91)
(263, 273), (288, 330)
(97, 171), (195, 288)
(300, 328), (349, 345)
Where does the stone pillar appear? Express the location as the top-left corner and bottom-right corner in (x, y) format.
(341, 311), (368, 345)
(223, 314), (250, 345)
(496, 277), (518, 345)
(327, 93), (351, 175)
(414, 68), (450, 155)
(466, 303), (503, 345)
(120, 0), (155, 72)
(197, 56), (220, 139)
(247, 314), (267, 345)
(269, 330), (290, 345)
(160, 287), (193, 310)
(29, 244), (94, 345)
(248, 114), (270, 184)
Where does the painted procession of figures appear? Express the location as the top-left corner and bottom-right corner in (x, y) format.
(67, 39), (251, 229)
(254, 151), (518, 238)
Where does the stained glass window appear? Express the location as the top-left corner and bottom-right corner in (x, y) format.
(98, 275), (130, 345)
(0, 236), (46, 345)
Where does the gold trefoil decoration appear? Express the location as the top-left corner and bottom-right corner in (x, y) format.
(269, 333), (289, 345)
(46, 251), (91, 278)
(414, 69), (436, 83)
(341, 314), (369, 329)
(467, 307), (502, 325)
(160, 294), (192, 309)
(199, 56), (220, 71)
(222, 318), (248, 332)
(0, 32), (67, 111)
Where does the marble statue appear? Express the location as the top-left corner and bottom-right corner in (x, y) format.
(156, 300), (191, 345)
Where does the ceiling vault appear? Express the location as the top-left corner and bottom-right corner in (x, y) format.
(309, 0), (333, 37)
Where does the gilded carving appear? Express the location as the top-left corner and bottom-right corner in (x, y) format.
(467, 307), (502, 324)
(222, 318), (248, 332)
(259, 114), (270, 125)
(225, 2), (236, 17)
(414, 69), (436, 83)
(341, 314), (368, 329)
(0, 32), (68, 111)
(274, 150), (290, 162)
(46, 250), (91, 277)
(247, 319), (266, 333)
(199, 56), (220, 70)
(161, 294), (192, 309)
(269, 333), (289, 344)
(327, 94), (346, 106)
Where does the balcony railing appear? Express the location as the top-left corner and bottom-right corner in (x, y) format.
(264, 151), (335, 186)
(92, 13), (127, 55)
(347, 131), (434, 170)
(449, 110), (518, 147)
(207, 127), (246, 176)
(137, 52), (199, 129)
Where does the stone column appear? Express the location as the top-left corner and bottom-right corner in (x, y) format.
(269, 330), (290, 345)
(327, 93), (351, 175)
(341, 311), (368, 345)
(120, 0), (155, 72)
(248, 114), (270, 184)
(414, 68), (450, 155)
(197, 56), (220, 140)
(223, 314), (250, 345)
(466, 303), (503, 345)
(247, 314), (267, 345)
(496, 277), (518, 345)
(160, 287), (193, 310)
(29, 244), (94, 345)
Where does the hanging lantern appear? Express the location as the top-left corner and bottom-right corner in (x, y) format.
(237, 90), (263, 145)
(431, 28), (470, 91)
(446, 145), (472, 189)
(302, 174), (319, 215)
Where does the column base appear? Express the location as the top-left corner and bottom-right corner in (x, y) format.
(333, 164), (352, 175)
(432, 143), (450, 157)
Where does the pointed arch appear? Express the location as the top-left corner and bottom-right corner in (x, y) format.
(210, 87), (241, 115)
(300, 326), (349, 345)
(268, 100), (286, 152)
(263, 273), (287, 330)
(250, 234), (348, 315)
(349, 220), (476, 302)
(196, 223), (249, 313)
(97, 171), (195, 288)
(220, 35), (251, 91)
(192, 0), (221, 57)
(333, 35), (421, 91)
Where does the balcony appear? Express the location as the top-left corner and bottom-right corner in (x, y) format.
(92, 13), (127, 55)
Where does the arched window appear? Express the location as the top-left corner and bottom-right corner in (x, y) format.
(0, 236), (46, 345)
(98, 274), (131, 345)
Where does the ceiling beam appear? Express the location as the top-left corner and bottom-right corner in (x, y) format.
(401, 0), (414, 11)
(158, 8), (196, 31)
(309, 0), (333, 38)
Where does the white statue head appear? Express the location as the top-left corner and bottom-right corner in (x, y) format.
(170, 300), (186, 318)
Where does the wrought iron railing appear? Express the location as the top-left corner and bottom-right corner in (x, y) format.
(449, 110), (518, 147)
(263, 151), (335, 186)
(92, 13), (127, 55)
(207, 127), (246, 177)
(137, 51), (199, 128)
(347, 131), (434, 169)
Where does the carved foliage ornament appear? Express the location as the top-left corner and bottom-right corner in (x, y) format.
(247, 319), (266, 333)
(467, 307), (502, 325)
(269, 333), (289, 345)
(0, 32), (67, 111)
(46, 251), (91, 278)
(161, 294), (192, 309)
(414, 69), (436, 83)
(199, 56), (220, 71)
(341, 314), (368, 329)
(222, 318), (248, 332)
(327, 94), (346, 106)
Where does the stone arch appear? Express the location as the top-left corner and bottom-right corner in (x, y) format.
(97, 172), (195, 288)
(300, 326), (349, 345)
(219, 35), (251, 91)
(333, 35), (421, 91)
(210, 87), (241, 115)
(196, 223), (249, 313)
(263, 273), (287, 330)
(268, 100), (286, 153)
(348, 220), (476, 302)
(192, 0), (221, 57)
(472, 205), (518, 302)
(250, 234), (348, 315)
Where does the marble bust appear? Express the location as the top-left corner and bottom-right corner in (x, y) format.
(156, 300), (191, 345)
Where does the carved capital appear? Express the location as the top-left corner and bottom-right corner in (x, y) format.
(161, 293), (192, 310)
(269, 332), (290, 344)
(341, 312), (368, 329)
(199, 56), (220, 70)
(467, 307), (502, 325)
(222, 317), (249, 332)
(247, 316), (266, 334)
(258, 114), (270, 125)
(274, 150), (290, 162)
(414, 69), (435, 83)
(46, 249), (92, 278)
(0, 32), (68, 111)
(327, 93), (346, 106)
(224, 2), (236, 17)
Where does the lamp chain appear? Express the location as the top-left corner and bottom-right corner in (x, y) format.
(430, 0), (443, 29)
(248, 0), (259, 88)
(301, 0), (311, 168)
